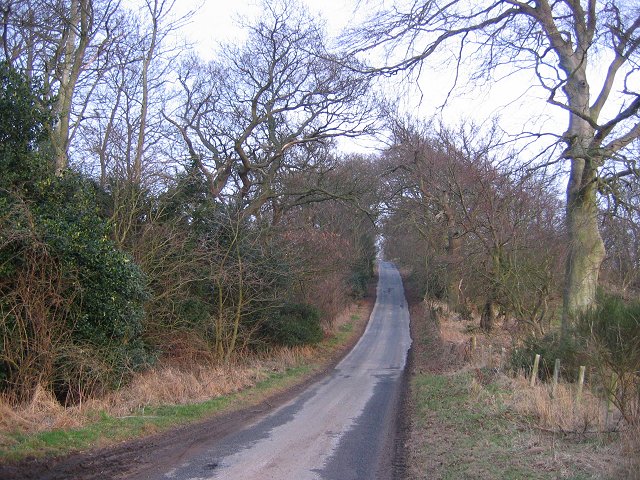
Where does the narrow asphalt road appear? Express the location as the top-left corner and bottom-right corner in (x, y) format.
(129, 261), (411, 480)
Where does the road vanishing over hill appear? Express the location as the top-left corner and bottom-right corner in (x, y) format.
(129, 261), (411, 480)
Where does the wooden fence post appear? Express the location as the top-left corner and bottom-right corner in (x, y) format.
(551, 359), (560, 398)
(576, 366), (585, 403)
(530, 354), (541, 387)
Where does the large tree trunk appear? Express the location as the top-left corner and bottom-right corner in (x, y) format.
(562, 158), (605, 334)
(51, 0), (92, 174)
(560, 58), (606, 334)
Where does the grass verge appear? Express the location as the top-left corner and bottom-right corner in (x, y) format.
(406, 301), (629, 480)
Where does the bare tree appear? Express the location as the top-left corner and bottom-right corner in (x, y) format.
(382, 116), (469, 309)
(271, 154), (379, 323)
(75, 0), (187, 183)
(167, 0), (374, 217)
(348, 0), (640, 330)
(1, 0), (124, 173)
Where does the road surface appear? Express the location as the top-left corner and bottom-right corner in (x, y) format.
(130, 261), (411, 480)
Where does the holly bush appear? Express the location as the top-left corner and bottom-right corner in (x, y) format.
(0, 62), (150, 403)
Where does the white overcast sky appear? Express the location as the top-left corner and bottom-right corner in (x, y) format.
(174, 0), (361, 46)
(170, 0), (568, 155)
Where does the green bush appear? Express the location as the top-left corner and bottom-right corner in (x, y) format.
(577, 293), (640, 424)
(0, 61), (52, 191)
(0, 173), (151, 402)
(262, 303), (323, 347)
(509, 332), (586, 382)
(578, 293), (640, 370)
(349, 269), (371, 298)
(36, 174), (148, 344)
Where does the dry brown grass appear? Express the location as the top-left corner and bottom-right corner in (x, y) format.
(499, 375), (640, 479)
(101, 345), (316, 416)
(0, 344), (315, 435)
(330, 302), (363, 331)
(430, 301), (512, 370)
(438, 316), (470, 345)
(0, 384), (83, 437)
(508, 374), (609, 433)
